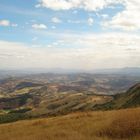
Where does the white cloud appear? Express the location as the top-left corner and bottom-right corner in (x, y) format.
(0, 19), (10, 26)
(0, 19), (18, 28)
(11, 23), (18, 27)
(102, 0), (140, 31)
(32, 24), (47, 29)
(51, 17), (62, 23)
(67, 20), (82, 24)
(101, 14), (109, 19)
(0, 32), (140, 70)
(37, 0), (140, 31)
(37, 0), (121, 11)
(88, 17), (94, 26)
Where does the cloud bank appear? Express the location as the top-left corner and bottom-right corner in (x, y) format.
(0, 32), (139, 70)
(37, 0), (140, 31)
(37, 0), (120, 11)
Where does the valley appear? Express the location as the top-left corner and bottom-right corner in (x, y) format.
(0, 73), (140, 140)
(0, 73), (139, 123)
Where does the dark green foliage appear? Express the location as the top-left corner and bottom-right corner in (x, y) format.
(0, 93), (32, 110)
(95, 83), (140, 110)
(9, 108), (31, 114)
(15, 82), (42, 90)
(0, 113), (29, 123)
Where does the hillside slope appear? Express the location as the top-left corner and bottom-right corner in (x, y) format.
(0, 77), (140, 123)
(96, 83), (140, 110)
(0, 107), (139, 140)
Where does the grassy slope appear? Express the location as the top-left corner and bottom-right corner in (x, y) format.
(95, 83), (140, 110)
(0, 107), (139, 140)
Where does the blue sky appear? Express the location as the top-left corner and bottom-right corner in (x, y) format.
(0, 0), (140, 70)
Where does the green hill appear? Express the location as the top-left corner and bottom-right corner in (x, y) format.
(96, 83), (140, 110)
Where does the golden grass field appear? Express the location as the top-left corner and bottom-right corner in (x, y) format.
(0, 107), (139, 140)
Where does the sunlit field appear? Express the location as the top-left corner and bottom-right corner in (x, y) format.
(0, 107), (139, 140)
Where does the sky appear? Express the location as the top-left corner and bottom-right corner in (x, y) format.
(0, 0), (140, 70)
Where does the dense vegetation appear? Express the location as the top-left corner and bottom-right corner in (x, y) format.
(95, 83), (140, 110)
(0, 113), (28, 123)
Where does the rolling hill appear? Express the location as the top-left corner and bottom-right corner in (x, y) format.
(0, 74), (140, 140)
(0, 74), (139, 123)
(95, 83), (140, 110)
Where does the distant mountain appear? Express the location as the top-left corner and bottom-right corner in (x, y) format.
(0, 70), (29, 79)
(0, 67), (140, 76)
(117, 67), (140, 75)
(96, 83), (140, 110)
(91, 67), (140, 75)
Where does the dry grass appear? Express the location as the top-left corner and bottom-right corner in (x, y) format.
(98, 108), (140, 138)
(0, 108), (140, 140)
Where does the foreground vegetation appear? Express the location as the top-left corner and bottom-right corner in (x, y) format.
(0, 107), (139, 140)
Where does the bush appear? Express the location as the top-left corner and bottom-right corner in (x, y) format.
(0, 113), (28, 123)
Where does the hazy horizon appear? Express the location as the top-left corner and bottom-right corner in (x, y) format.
(0, 67), (140, 75)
